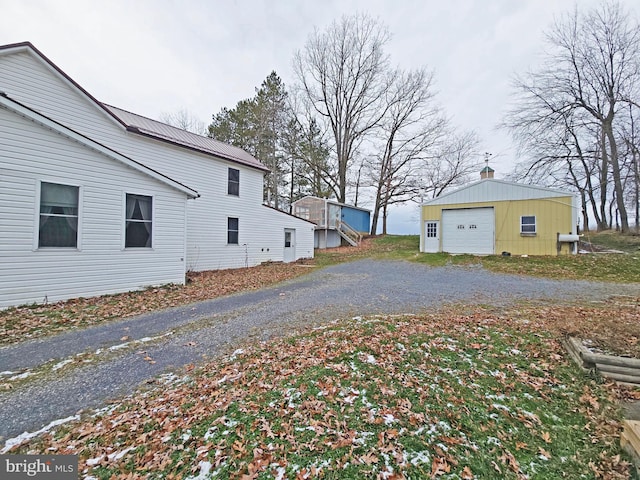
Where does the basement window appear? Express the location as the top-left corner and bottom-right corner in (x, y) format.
(520, 215), (536, 235)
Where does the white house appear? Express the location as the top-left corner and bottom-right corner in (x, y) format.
(0, 42), (314, 308)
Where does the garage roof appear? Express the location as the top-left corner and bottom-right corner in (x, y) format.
(422, 179), (576, 206)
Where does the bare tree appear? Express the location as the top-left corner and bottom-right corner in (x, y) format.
(160, 109), (208, 136)
(504, 1), (640, 232)
(366, 68), (447, 235)
(293, 13), (394, 203)
(421, 131), (481, 199)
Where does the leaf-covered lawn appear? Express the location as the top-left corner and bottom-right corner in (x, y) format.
(2, 234), (639, 348)
(10, 309), (631, 479)
(0, 263), (316, 346)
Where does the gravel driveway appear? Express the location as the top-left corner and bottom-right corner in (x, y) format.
(1, 259), (637, 443)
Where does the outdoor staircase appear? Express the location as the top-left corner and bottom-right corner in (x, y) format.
(336, 220), (363, 247)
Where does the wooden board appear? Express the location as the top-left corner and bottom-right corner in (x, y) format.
(622, 420), (640, 462)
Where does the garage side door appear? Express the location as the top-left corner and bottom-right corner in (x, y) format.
(442, 207), (494, 254)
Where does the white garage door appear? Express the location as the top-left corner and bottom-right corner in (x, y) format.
(442, 208), (494, 254)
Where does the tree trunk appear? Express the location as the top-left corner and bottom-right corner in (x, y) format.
(580, 190), (590, 232)
(382, 203), (388, 235)
(598, 129), (610, 230)
(370, 186), (382, 235)
(604, 121), (630, 232)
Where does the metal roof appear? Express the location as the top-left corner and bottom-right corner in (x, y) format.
(103, 105), (269, 172)
(0, 93), (199, 199)
(0, 42), (269, 173)
(293, 195), (372, 213)
(421, 179), (576, 206)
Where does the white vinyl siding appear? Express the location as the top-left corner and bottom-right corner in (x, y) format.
(0, 48), (314, 272)
(0, 106), (188, 308)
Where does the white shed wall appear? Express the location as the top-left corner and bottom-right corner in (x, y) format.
(0, 107), (188, 308)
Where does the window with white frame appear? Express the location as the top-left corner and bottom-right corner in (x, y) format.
(39, 182), (79, 248)
(228, 217), (239, 244)
(521, 215), (536, 234)
(426, 222), (437, 238)
(125, 194), (153, 248)
(228, 168), (239, 196)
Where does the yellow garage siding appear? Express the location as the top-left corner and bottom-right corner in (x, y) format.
(421, 196), (576, 255)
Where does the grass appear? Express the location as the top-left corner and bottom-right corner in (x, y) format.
(583, 230), (640, 254)
(3, 235), (639, 477)
(340, 234), (640, 283)
(2, 232), (639, 347)
(10, 309), (630, 478)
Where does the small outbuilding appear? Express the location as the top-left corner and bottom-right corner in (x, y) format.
(292, 196), (370, 248)
(420, 169), (579, 256)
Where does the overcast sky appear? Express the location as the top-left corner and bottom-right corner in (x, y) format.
(2, 0), (638, 233)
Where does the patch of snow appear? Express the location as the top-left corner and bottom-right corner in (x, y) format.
(203, 426), (218, 441)
(0, 371), (15, 376)
(486, 394), (506, 400)
(396, 343), (406, 351)
(353, 431), (375, 445)
(274, 466), (288, 480)
(486, 436), (501, 446)
(383, 413), (397, 425)
(407, 450), (431, 466)
(438, 421), (452, 432)
(86, 456), (102, 466)
(492, 403), (511, 412)
(106, 446), (135, 462)
(229, 348), (244, 360)
(295, 426), (317, 433)
(379, 465), (396, 479)
(222, 417), (238, 428)
(9, 371), (34, 380)
(185, 461), (212, 480)
(1, 415), (80, 453)
(52, 359), (74, 371)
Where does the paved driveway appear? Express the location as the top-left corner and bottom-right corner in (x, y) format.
(1, 259), (637, 442)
